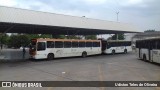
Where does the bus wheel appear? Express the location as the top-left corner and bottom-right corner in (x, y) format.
(82, 52), (87, 58)
(143, 54), (146, 61)
(124, 49), (127, 54)
(112, 50), (115, 55)
(47, 53), (54, 60)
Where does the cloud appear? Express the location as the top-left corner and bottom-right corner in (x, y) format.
(122, 0), (143, 6)
(0, 0), (17, 6)
(80, 0), (108, 5)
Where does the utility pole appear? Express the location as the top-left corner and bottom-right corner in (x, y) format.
(116, 12), (119, 22)
(116, 12), (119, 40)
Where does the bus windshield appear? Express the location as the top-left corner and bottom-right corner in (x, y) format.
(37, 42), (46, 51)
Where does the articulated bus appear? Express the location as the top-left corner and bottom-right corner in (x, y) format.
(102, 40), (132, 54)
(136, 38), (160, 64)
(29, 38), (101, 59)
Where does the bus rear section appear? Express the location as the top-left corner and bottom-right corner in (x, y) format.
(29, 38), (102, 60)
(102, 40), (132, 54)
(135, 38), (160, 64)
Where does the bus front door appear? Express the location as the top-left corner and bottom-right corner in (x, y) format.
(139, 48), (141, 58)
(152, 50), (160, 63)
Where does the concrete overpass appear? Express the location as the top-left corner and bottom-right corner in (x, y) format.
(0, 6), (140, 35)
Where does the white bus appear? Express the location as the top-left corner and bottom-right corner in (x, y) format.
(136, 38), (160, 64)
(29, 38), (101, 60)
(102, 40), (132, 54)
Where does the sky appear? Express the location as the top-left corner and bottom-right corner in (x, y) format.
(0, 0), (160, 31)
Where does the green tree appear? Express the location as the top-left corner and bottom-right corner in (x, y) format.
(19, 35), (30, 47)
(8, 35), (18, 48)
(144, 29), (155, 32)
(58, 35), (66, 39)
(26, 34), (52, 40)
(52, 35), (66, 39)
(67, 35), (81, 39)
(85, 35), (97, 40)
(8, 35), (30, 48)
(111, 34), (124, 40)
(40, 34), (52, 38)
(27, 34), (40, 40)
(0, 34), (9, 45)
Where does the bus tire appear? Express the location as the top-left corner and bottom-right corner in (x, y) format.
(82, 52), (87, 58)
(143, 54), (146, 61)
(124, 49), (127, 54)
(47, 53), (54, 60)
(112, 50), (115, 55)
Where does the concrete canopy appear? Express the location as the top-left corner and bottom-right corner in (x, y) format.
(0, 6), (140, 35)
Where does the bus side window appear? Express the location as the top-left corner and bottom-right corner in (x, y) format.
(47, 41), (54, 48)
(79, 42), (85, 47)
(127, 42), (131, 46)
(86, 42), (92, 47)
(136, 41), (138, 48)
(115, 42), (121, 46)
(110, 42), (114, 47)
(120, 42), (122, 46)
(149, 40), (151, 49)
(146, 41), (149, 48)
(55, 41), (63, 48)
(136, 41), (139, 48)
(152, 40), (156, 49)
(72, 42), (78, 48)
(120, 42), (123, 46)
(158, 40), (160, 49)
(117, 42), (119, 46)
(122, 42), (125, 46)
(93, 42), (100, 47)
(155, 40), (159, 49)
(107, 42), (110, 49)
(118, 42), (121, 46)
(137, 41), (140, 48)
(143, 41), (146, 48)
(64, 41), (71, 48)
(143, 41), (145, 48)
(140, 41), (142, 48)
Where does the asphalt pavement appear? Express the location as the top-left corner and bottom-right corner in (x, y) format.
(0, 50), (160, 90)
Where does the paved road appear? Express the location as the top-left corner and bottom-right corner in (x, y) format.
(0, 52), (160, 90)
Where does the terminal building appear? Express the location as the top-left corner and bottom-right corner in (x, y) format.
(131, 31), (160, 47)
(133, 31), (160, 40)
(0, 6), (140, 35)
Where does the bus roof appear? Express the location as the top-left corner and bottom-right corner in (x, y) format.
(32, 38), (101, 42)
(102, 40), (131, 42)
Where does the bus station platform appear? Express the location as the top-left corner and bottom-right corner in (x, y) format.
(0, 49), (30, 62)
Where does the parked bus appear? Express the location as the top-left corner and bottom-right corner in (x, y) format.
(29, 38), (101, 59)
(102, 40), (132, 54)
(136, 38), (160, 64)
